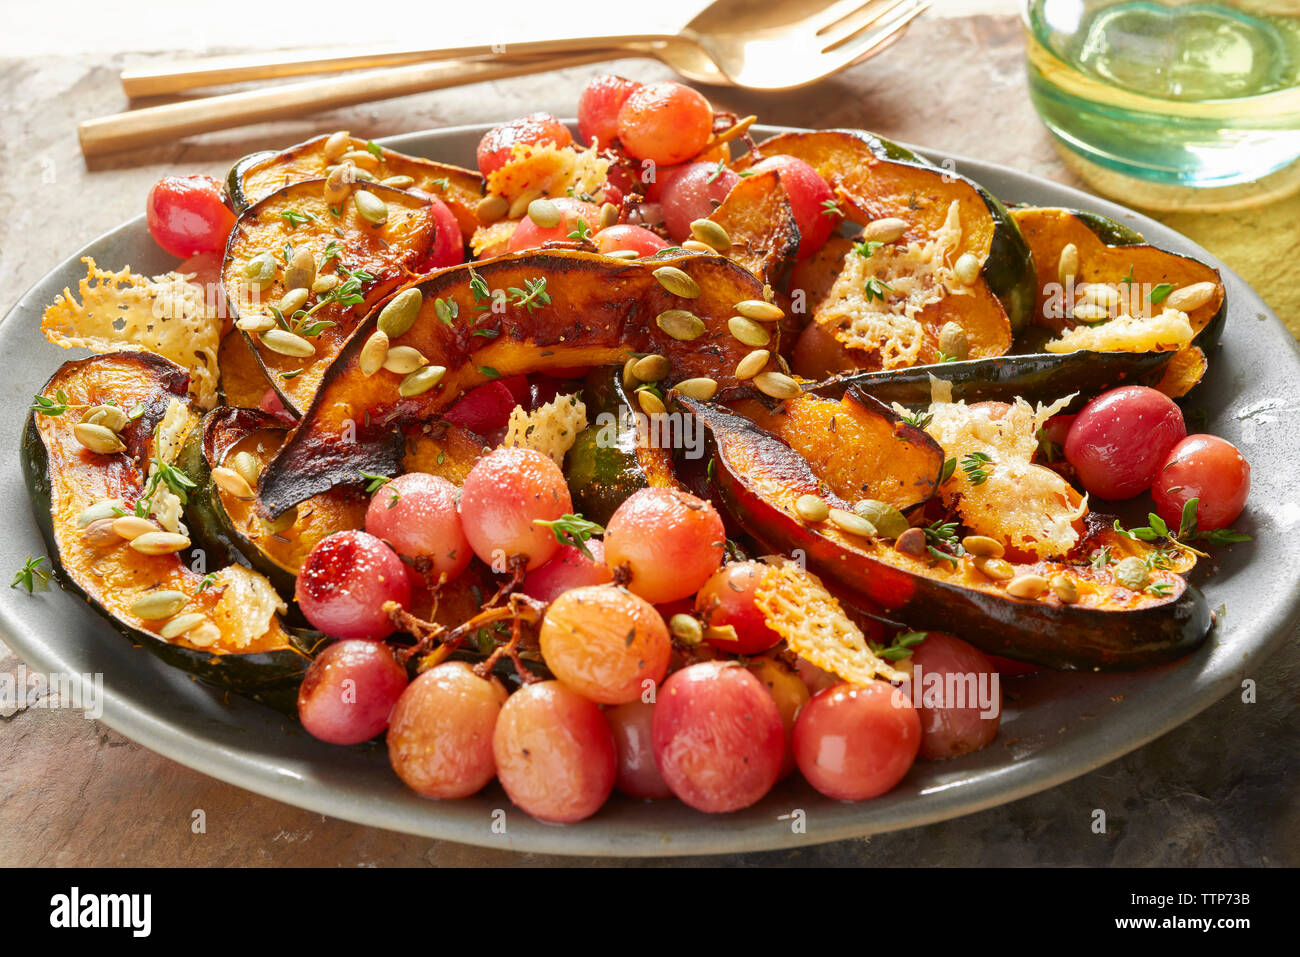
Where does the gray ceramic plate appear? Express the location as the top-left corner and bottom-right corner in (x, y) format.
(1, 124), (1296, 857)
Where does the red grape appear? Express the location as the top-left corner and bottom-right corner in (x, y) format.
(1064, 386), (1186, 499)
(793, 681), (920, 801)
(387, 661), (506, 799)
(749, 657), (810, 779)
(520, 541), (612, 603)
(364, 473), (471, 581)
(1151, 434), (1250, 531)
(603, 488), (725, 603)
(296, 530), (411, 640)
(493, 680), (616, 822)
(476, 112), (573, 178)
(441, 380), (519, 436)
(258, 387), (295, 424)
(416, 196), (464, 270)
(297, 640), (408, 745)
(594, 224), (668, 257)
(652, 661), (785, 813)
(606, 699), (672, 799)
(659, 161), (739, 241)
(459, 447), (573, 571)
(906, 633), (1001, 760)
(695, 561), (782, 655)
(617, 82), (713, 166)
(751, 155), (836, 259)
(508, 197), (601, 252)
(577, 74), (641, 147)
(539, 584), (670, 705)
(146, 174), (236, 258)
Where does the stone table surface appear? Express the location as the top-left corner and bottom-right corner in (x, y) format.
(1, 9), (1297, 866)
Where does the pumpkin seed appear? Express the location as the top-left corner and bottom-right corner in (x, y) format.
(973, 555), (1014, 581)
(83, 404), (128, 432)
(753, 371), (801, 400)
(112, 516), (157, 540)
(527, 198), (562, 229)
(236, 313), (277, 334)
(187, 622), (223, 648)
(895, 526), (927, 556)
(399, 365), (446, 397)
(735, 349), (770, 380)
(77, 499), (126, 529)
(260, 329), (315, 357)
(937, 321), (970, 361)
(631, 354), (670, 382)
(669, 613), (703, 646)
(130, 531), (191, 555)
(1057, 242), (1079, 288)
(312, 274), (340, 294)
(130, 590), (188, 620)
(230, 451), (260, 487)
(655, 309), (706, 341)
(354, 190), (388, 225)
(383, 346), (428, 375)
(961, 535), (1004, 558)
(862, 217), (908, 243)
(323, 130), (351, 162)
(829, 508), (877, 538)
(359, 330), (390, 377)
(349, 166), (376, 183)
(73, 422), (125, 455)
(674, 377), (718, 400)
(212, 466), (254, 500)
(599, 202), (619, 230)
(853, 500), (907, 539)
(1072, 302), (1110, 322)
(1050, 574), (1079, 603)
(681, 240), (715, 254)
(604, 249), (638, 260)
(341, 148), (380, 170)
(1006, 574), (1049, 599)
(508, 188), (544, 220)
(622, 356), (640, 388)
(377, 287), (423, 338)
(1113, 556), (1149, 590)
(953, 252), (980, 286)
(1165, 281), (1216, 313)
(276, 287), (310, 316)
(689, 218), (731, 252)
(1078, 283), (1121, 312)
(259, 506), (298, 534)
(81, 517), (122, 548)
(324, 163), (352, 205)
(241, 252), (277, 286)
(160, 612), (208, 640)
(476, 194), (508, 224)
(653, 266), (701, 299)
(795, 495), (829, 522)
(284, 246), (317, 291)
(637, 389), (666, 416)
(728, 315), (771, 347)
(380, 175), (415, 189)
(735, 299), (783, 322)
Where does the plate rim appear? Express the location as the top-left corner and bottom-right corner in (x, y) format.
(2, 121), (1296, 857)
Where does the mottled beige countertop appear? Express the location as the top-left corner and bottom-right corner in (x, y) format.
(1, 7), (1296, 866)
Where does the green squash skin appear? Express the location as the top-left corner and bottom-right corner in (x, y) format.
(811, 349), (1174, 411)
(864, 132), (1038, 337)
(21, 412), (316, 712)
(683, 397), (1213, 671)
(564, 368), (660, 525)
(225, 150), (276, 214)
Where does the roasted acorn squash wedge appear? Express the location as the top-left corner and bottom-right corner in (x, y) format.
(737, 128), (1036, 340)
(222, 180), (443, 415)
(680, 396), (1211, 670)
(257, 249), (776, 518)
(21, 352), (315, 701)
(228, 133), (484, 236)
(707, 168), (801, 285)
